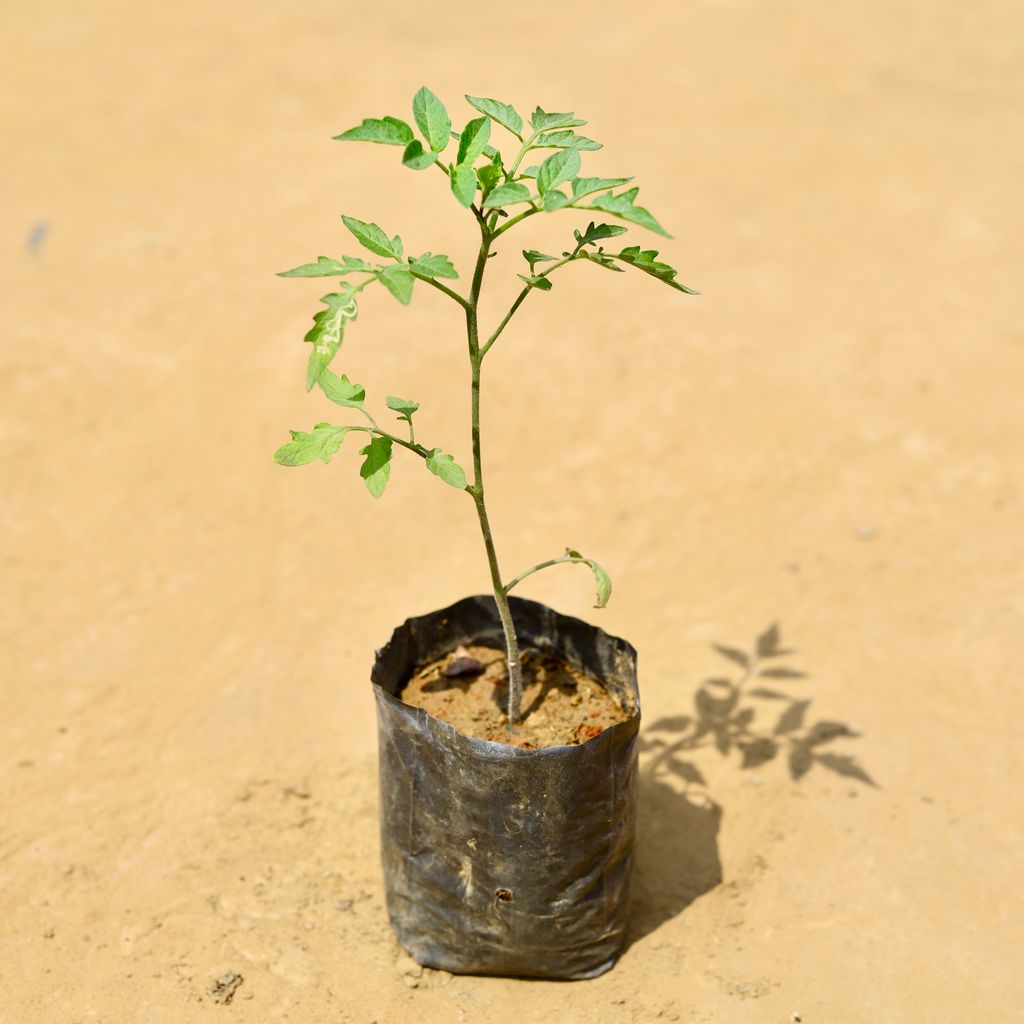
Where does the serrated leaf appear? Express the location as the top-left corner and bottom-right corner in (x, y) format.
(585, 187), (671, 237)
(318, 369), (366, 410)
(402, 139), (439, 170)
(563, 547), (612, 608)
(575, 221), (628, 247)
(409, 252), (459, 279)
(303, 290), (358, 390)
(581, 250), (624, 272)
(481, 181), (532, 208)
(378, 265), (415, 304)
(542, 190), (571, 212)
(412, 87), (451, 152)
(456, 116), (491, 165)
(274, 424), (352, 466)
(359, 436), (393, 498)
(465, 95), (523, 138)
(425, 448), (467, 489)
(530, 107), (586, 132)
(450, 162), (477, 207)
(571, 176), (634, 200)
(341, 216), (401, 259)
(386, 396), (420, 416)
(277, 255), (373, 278)
(536, 148), (581, 196)
(613, 245), (700, 294)
(517, 273), (553, 291)
(531, 130), (602, 151)
(334, 116), (414, 146)
(522, 249), (555, 272)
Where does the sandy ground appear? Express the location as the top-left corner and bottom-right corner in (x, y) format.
(2, 1), (1023, 1020)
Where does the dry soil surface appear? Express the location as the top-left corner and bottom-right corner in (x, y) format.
(2, 2), (1023, 1021)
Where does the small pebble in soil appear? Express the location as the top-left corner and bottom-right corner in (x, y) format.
(208, 972), (244, 1005)
(444, 645), (484, 677)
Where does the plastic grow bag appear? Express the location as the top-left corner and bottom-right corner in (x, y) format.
(371, 594), (640, 979)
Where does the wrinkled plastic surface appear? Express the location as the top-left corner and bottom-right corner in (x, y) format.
(371, 595), (640, 980)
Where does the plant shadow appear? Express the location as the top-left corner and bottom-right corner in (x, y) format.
(627, 622), (876, 946)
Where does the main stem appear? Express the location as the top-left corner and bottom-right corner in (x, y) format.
(466, 227), (524, 725)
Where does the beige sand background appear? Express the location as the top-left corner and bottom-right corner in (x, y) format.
(2, 1), (1022, 1020)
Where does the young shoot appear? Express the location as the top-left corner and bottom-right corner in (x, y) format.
(275, 87), (698, 725)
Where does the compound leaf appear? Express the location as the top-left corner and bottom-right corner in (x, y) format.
(274, 423), (352, 466)
(465, 95), (523, 138)
(613, 245), (700, 294)
(334, 116), (414, 146)
(359, 435), (393, 498)
(412, 86), (451, 152)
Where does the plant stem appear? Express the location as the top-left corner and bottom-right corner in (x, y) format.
(502, 555), (583, 594)
(465, 224), (524, 724)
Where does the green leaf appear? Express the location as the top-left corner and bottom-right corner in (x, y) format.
(565, 548), (613, 608)
(542, 189), (571, 212)
(277, 255), (372, 278)
(571, 176), (633, 200)
(585, 187), (670, 237)
(318, 369), (366, 409)
(574, 221), (628, 247)
(531, 130), (602, 152)
(402, 139), (439, 170)
(613, 245), (700, 294)
(385, 396), (420, 416)
(450, 162), (477, 207)
(530, 107), (586, 133)
(359, 436), (393, 498)
(481, 181), (532, 209)
(412, 87), (451, 152)
(334, 116), (413, 146)
(409, 252), (459, 279)
(536, 148), (581, 196)
(303, 290), (358, 390)
(517, 273), (553, 291)
(341, 216), (402, 259)
(523, 249), (556, 272)
(518, 165), (541, 179)
(378, 264), (415, 304)
(274, 424), (352, 466)
(476, 152), (505, 194)
(581, 250), (625, 273)
(425, 449), (467, 489)
(465, 95), (523, 138)
(456, 116), (491, 165)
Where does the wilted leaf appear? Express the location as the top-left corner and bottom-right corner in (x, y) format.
(334, 116), (413, 146)
(465, 95), (523, 138)
(564, 547), (612, 608)
(412, 86), (451, 152)
(409, 252), (459, 279)
(274, 423), (352, 466)
(481, 182), (532, 208)
(278, 255), (372, 278)
(378, 264), (415, 304)
(341, 216), (402, 259)
(425, 449), (467, 489)
(359, 436), (393, 497)
(303, 290), (358, 390)
(450, 161), (477, 207)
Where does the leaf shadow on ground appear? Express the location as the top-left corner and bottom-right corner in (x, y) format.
(628, 622), (877, 945)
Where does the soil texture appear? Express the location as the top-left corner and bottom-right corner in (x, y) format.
(400, 645), (632, 748)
